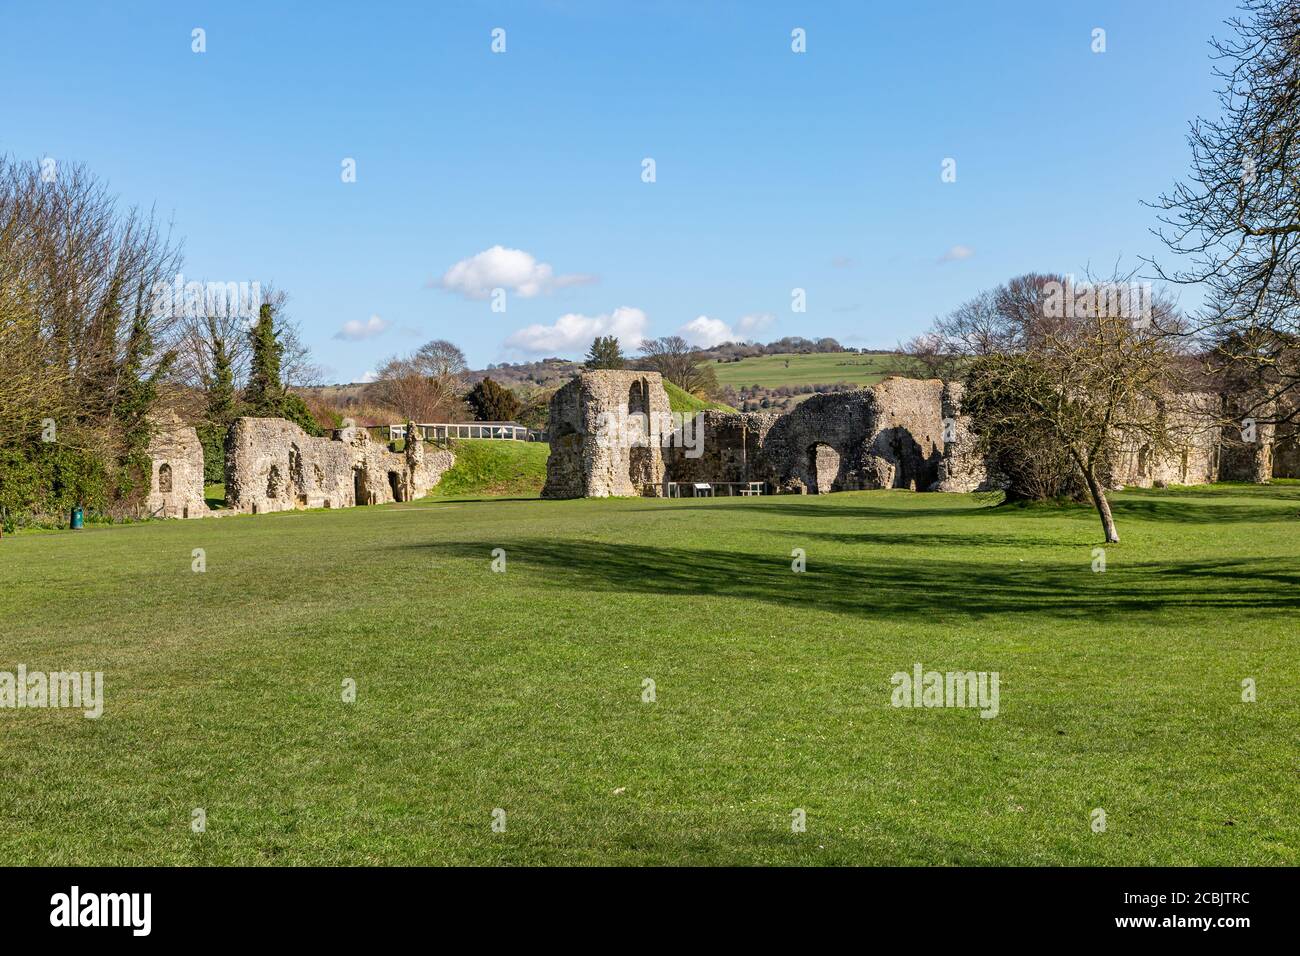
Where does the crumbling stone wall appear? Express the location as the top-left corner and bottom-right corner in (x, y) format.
(663, 411), (778, 485)
(931, 382), (1000, 492)
(544, 371), (1286, 499)
(546, 373), (946, 497)
(1106, 393), (1222, 488)
(1273, 431), (1300, 479)
(542, 370), (672, 498)
(144, 410), (209, 519)
(754, 378), (945, 492)
(225, 417), (453, 514)
(1218, 396), (1277, 483)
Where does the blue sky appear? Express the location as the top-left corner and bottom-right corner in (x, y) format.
(2, 0), (1232, 381)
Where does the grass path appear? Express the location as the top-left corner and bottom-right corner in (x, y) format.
(0, 483), (1296, 864)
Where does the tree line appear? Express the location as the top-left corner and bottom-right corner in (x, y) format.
(0, 156), (321, 528)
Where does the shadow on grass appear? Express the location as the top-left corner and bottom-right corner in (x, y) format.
(418, 538), (1300, 621)
(631, 492), (1297, 527)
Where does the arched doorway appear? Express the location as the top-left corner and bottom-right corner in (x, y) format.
(807, 442), (840, 494)
(628, 379), (653, 489)
(157, 462), (173, 493)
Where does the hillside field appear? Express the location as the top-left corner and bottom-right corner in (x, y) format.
(713, 352), (903, 389)
(1, 481), (1296, 865)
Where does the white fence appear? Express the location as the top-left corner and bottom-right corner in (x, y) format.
(389, 423), (543, 442)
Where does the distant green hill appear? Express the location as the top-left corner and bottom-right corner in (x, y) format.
(713, 352), (901, 389)
(663, 380), (737, 414)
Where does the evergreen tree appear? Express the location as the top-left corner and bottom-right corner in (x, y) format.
(282, 392), (323, 437)
(465, 377), (523, 422)
(205, 320), (238, 427)
(585, 335), (626, 369)
(114, 310), (174, 487)
(199, 319), (240, 483)
(245, 303), (284, 417)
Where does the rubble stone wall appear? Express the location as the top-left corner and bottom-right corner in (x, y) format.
(1106, 393), (1222, 488)
(662, 411), (778, 486)
(542, 372), (1287, 499)
(541, 370), (672, 498)
(224, 417), (454, 514)
(144, 410), (209, 519)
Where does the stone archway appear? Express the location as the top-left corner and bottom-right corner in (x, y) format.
(807, 442), (840, 494)
(628, 379), (653, 490)
(157, 462), (173, 493)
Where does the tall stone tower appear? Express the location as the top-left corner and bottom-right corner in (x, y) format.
(541, 370), (673, 498)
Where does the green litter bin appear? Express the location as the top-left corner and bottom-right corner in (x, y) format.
(70, 506), (84, 530)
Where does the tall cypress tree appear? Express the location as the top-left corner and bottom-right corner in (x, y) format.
(245, 303), (284, 417)
(114, 310), (174, 490)
(199, 317), (240, 483)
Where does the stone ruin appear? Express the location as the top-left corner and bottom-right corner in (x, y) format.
(142, 413), (454, 518)
(543, 370), (947, 498)
(542, 370), (673, 498)
(144, 410), (210, 519)
(542, 369), (1296, 498)
(224, 417), (454, 514)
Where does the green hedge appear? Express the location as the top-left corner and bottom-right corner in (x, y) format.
(0, 442), (113, 531)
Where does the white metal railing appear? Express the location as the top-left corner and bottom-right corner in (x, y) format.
(389, 423), (543, 442)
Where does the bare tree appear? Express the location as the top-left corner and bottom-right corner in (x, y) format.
(963, 284), (1189, 543)
(169, 284), (322, 390)
(368, 339), (468, 422)
(0, 155), (184, 522)
(1147, 0), (1300, 432)
(0, 156), (181, 438)
(638, 335), (718, 395)
(898, 275), (1073, 381)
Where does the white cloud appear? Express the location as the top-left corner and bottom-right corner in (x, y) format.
(504, 306), (648, 355)
(437, 245), (598, 300)
(359, 369), (379, 383)
(939, 244), (975, 263)
(736, 312), (775, 336)
(678, 315), (734, 348)
(677, 312), (775, 347)
(334, 314), (390, 341)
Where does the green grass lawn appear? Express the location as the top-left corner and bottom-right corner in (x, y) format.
(431, 438), (549, 498)
(1, 482), (1296, 865)
(713, 352), (902, 389)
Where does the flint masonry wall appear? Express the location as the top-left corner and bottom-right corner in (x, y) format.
(144, 410), (209, 518)
(932, 382), (999, 492)
(662, 411), (779, 486)
(224, 417), (453, 514)
(542, 370), (672, 498)
(1106, 392), (1223, 489)
(545, 372), (946, 497)
(542, 371), (1286, 498)
(754, 377), (946, 492)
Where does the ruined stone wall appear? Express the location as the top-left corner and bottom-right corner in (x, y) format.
(861, 377), (946, 490)
(225, 417), (453, 514)
(541, 370), (672, 498)
(1218, 396), (1276, 483)
(546, 374), (942, 497)
(542, 371), (1286, 498)
(663, 411), (778, 486)
(932, 382), (1001, 492)
(754, 378), (945, 492)
(144, 410), (209, 518)
(1273, 432), (1300, 479)
(1106, 393), (1222, 488)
